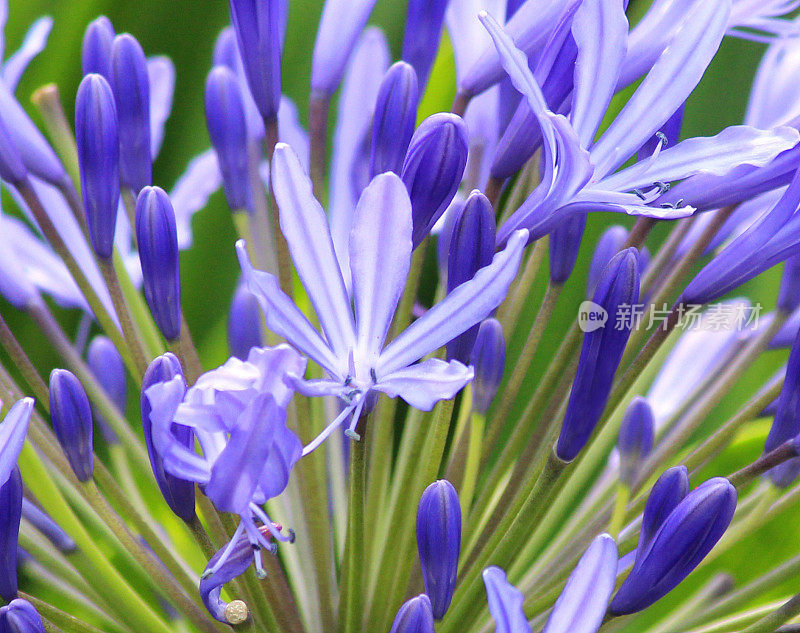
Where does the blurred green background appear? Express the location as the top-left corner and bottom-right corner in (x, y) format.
(2, 0), (797, 625)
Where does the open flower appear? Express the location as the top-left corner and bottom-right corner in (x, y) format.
(238, 143), (527, 451)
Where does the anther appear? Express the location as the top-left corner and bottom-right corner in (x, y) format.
(345, 428), (361, 441)
(224, 600), (249, 626)
(370, 368), (378, 383)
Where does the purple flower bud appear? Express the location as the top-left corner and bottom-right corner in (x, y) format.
(549, 214), (587, 285)
(779, 255), (800, 314)
(76, 73), (120, 259)
(87, 335), (126, 445)
(311, 0), (378, 97)
(389, 594), (435, 633)
(610, 477), (737, 615)
(402, 0), (448, 90)
(471, 318), (505, 414)
(401, 113), (469, 248)
(49, 369), (94, 482)
(229, 0), (287, 123)
(446, 191), (496, 362)
(228, 282), (264, 360)
(111, 33), (152, 193)
(370, 62), (420, 178)
(556, 249), (640, 462)
(417, 480), (461, 619)
(141, 353), (195, 522)
(205, 66), (251, 211)
(765, 328), (800, 487)
(136, 186), (182, 341)
(0, 467), (22, 601)
(81, 16), (115, 78)
(21, 499), (75, 553)
(0, 111), (29, 185)
(618, 397), (655, 486)
(0, 599), (46, 633)
(641, 466), (690, 549)
(587, 225), (628, 297)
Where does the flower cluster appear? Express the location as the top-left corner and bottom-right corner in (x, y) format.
(2, 0), (800, 632)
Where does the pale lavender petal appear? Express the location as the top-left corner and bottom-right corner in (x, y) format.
(279, 97), (308, 169)
(0, 399), (34, 487)
(2, 16), (52, 91)
(570, 0), (628, 148)
(482, 567), (532, 633)
(378, 229), (528, 375)
(147, 56), (175, 157)
(236, 240), (341, 376)
(328, 28), (389, 288)
(542, 534), (617, 633)
(596, 125), (800, 193)
(311, 0), (379, 96)
(590, 0), (731, 179)
(746, 28), (800, 128)
(272, 143), (356, 358)
(376, 359), (474, 410)
(0, 1), (7, 59)
(169, 149), (222, 249)
(445, 0), (505, 82)
(350, 173), (413, 366)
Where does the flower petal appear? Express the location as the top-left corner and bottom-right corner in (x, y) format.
(147, 55), (175, 158)
(590, 0), (731, 179)
(2, 16), (52, 91)
(375, 358), (473, 410)
(378, 229), (527, 375)
(272, 143), (356, 359)
(350, 172), (413, 365)
(170, 149), (222, 249)
(596, 125), (800, 193)
(482, 566), (532, 633)
(569, 0), (628, 148)
(0, 399), (33, 487)
(236, 239), (341, 375)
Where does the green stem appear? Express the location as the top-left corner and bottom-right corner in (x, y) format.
(112, 249), (165, 358)
(459, 410), (485, 516)
(31, 85), (80, 190)
(497, 237), (546, 335)
(0, 309), (49, 403)
(19, 593), (108, 633)
(608, 483), (630, 539)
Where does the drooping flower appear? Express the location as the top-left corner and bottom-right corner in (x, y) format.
(238, 144), (527, 450)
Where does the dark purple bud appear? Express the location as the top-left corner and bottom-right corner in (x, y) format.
(111, 33), (152, 193)
(370, 62), (420, 178)
(641, 467), (690, 548)
(136, 186), (182, 341)
(0, 599), (46, 633)
(142, 353), (195, 522)
(556, 249), (640, 461)
(765, 328), (800, 487)
(471, 319), (505, 414)
(638, 105), (684, 161)
(0, 467), (22, 601)
(200, 532), (254, 622)
(779, 255), (800, 314)
(205, 66), (251, 211)
(76, 73), (120, 259)
(229, 0), (287, 122)
(0, 112), (28, 185)
(446, 191), (496, 362)
(82, 16), (115, 78)
(416, 480), (461, 619)
(87, 335), (126, 445)
(549, 214), (587, 285)
(587, 225), (628, 297)
(389, 594), (435, 633)
(49, 369), (94, 482)
(401, 113), (469, 248)
(21, 498), (75, 553)
(228, 282), (264, 360)
(401, 0), (449, 90)
(610, 477), (737, 615)
(617, 397), (655, 486)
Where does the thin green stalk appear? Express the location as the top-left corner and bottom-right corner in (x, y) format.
(368, 399), (456, 633)
(484, 281), (562, 458)
(639, 216), (697, 294)
(0, 309), (49, 403)
(112, 249), (165, 358)
(608, 483), (630, 539)
(31, 85), (80, 189)
(497, 237), (546, 335)
(168, 314), (204, 384)
(460, 410), (485, 516)
(99, 258), (150, 375)
(740, 594), (800, 633)
(308, 95), (329, 198)
(445, 386), (473, 488)
(339, 416), (369, 633)
(17, 443), (174, 633)
(20, 593), (109, 633)
(17, 181), (139, 378)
